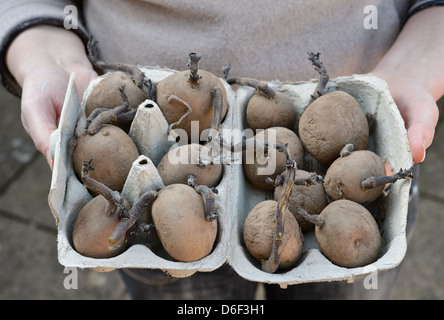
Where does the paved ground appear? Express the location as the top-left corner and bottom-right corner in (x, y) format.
(0, 84), (443, 300)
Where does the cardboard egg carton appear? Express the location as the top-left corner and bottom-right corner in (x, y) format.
(228, 75), (412, 286)
(49, 66), (412, 285)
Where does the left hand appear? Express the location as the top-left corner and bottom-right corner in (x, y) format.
(372, 70), (439, 163)
(370, 7), (444, 163)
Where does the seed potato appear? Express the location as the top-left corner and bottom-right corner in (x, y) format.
(85, 72), (146, 117)
(243, 200), (303, 270)
(156, 70), (228, 139)
(298, 91), (369, 166)
(151, 184), (218, 262)
(274, 169), (327, 233)
(314, 199), (381, 268)
(72, 195), (128, 258)
(72, 124), (139, 193)
(246, 90), (296, 131)
(324, 150), (386, 203)
(157, 143), (222, 188)
(243, 127), (304, 190)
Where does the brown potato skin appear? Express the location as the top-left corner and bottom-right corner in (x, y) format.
(72, 195), (128, 258)
(274, 169), (327, 233)
(156, 70), (228, 139)
(243, 200), (303, 270)
(151, 184), (218, 262)
(315, 200), (381, 268)
(298, 91), (369, 166)
(243, 127), (305, 190)
(157, 143), (222, 188)
(323, 150), (386, 204)
(72, 124), (139, 192)
(246, 91), (296, 131)
(85, 72), (147, 116)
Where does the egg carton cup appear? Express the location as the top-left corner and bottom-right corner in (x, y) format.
(49, 67), (412, 285)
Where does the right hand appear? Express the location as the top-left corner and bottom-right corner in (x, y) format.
(6, 25), (98, 168)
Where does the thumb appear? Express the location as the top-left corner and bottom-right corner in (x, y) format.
(20, 66), (70, 168)
(372, 70), (440, 164)
(401, 93), (439, 163)
(21, 93), (59, 168)
(407, 124), (430, 164)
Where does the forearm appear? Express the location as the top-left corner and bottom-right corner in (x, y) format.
(0, 0), (88, 96)
(373, 7), (444, 101)
(6, 25), (92, 87)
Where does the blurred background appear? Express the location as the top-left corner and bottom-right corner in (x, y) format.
(0, 83), (443, 300)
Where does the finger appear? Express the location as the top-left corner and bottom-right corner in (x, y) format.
(371, 71), (440, 163)
(20, 68), (69, 167)
(402, 96), (439, 163)
(407, 124), (429, 163)
(21, 93), (59, 166)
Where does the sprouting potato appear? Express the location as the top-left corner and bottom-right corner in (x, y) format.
(157, 143), (222, 188)
(243, 200), (303, 270)
(298, 199), (381, 268)
(72, 195), (129, 259)
(243, 127), (304, 190)
(298, 91), (369, 166)
(274, 169), (327, 233)
(156, 53), (228, 140)
(151, 184), (218, 262)
(84, 72), (146, 118)
(72, 124), (139, 193)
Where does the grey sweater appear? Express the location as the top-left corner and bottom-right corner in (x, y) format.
(0, 0), (422, 96)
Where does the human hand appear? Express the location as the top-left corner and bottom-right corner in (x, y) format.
(6, 26), (97, 168)
(370, 7), (444, 164)
(372, 71), (439, 163)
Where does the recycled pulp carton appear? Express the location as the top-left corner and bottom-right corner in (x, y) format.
(228, 75), (412, 286)
(48, 66), (412, 285)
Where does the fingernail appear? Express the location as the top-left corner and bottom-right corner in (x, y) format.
(419, 143), (426, 163)
(46, 149), (54, 170)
